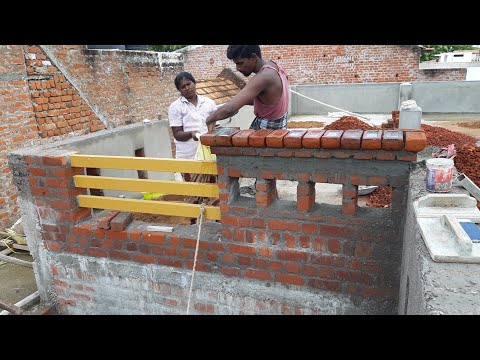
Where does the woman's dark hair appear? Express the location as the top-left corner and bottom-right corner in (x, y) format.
(227, 45), (262, 60)
(174, 71), (196, 90)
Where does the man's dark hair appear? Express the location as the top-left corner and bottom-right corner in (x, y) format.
(227, 45), (262, 60)
(174, 71), (196, 90)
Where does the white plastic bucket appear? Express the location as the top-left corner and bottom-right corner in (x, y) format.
(426, 158), (454, 193)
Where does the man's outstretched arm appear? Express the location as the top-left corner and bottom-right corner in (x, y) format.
(205, 74), (267, 129)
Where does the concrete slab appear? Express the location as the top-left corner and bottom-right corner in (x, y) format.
(417, 216), (480, 263)
(414, 193), (480, 263)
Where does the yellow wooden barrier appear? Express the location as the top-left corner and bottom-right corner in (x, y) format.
(70, 154), (220, 220)
(74, 176), (219, 198)
(70, 154), (217, 174)
(77, 195), (221, 221)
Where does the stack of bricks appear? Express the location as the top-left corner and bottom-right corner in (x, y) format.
(392, 110), (400, 128)
(381, 110), (400, 129)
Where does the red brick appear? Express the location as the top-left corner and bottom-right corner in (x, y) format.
(265, 129), (289, 148)
(229, 244), (256, 255)
(143, 232), (166, 245)
(214, 127), (240, 146)
(396, 154), (417, 162)
(256, 192), (275, 207)
(42, 155), (67, 166)
(275, 273), (304, 286)
(232, 129), (255, 146)
(199, 131), (215, 146)
(302, 129), (324, 148)
(404, 131), (427, 152)
(283, 129), (307, 148)
(96, 211), (120, 230)
(219, 148), (242, 156)
(376, 152), (396, 161)
(277, 150), (294, 157)
(268, 219), (300, 232)
(321, 130), (343, 149)
(249, 129), (273, 148)
(353, 152), (374, 160)
(242, 148), (257, 156)
(110, 212), (133, 231)
(276, 249), (308, 261)
(244, 269), (272, 281)
(382, 130), (404, 150)
(341, 130), (363, 150)
(361, 130), (383, 150)
(342, 201), (357, 215)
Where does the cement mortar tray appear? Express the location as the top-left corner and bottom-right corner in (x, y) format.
(414, 194), (480, 263)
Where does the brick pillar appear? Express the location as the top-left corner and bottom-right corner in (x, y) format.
(256, 178), (276, 207)
(297, 181), (315, 211)
(342, 184), (358, 215)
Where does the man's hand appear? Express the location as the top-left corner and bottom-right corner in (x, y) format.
(191, 131), (199, 141)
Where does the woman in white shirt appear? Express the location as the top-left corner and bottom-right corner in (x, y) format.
(168, 72), (219, 212)
(168, 71), (217, 165)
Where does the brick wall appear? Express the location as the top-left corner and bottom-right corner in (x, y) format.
(1, 45), (185, 228)
(417, 68), (467, 81)
(0, 46), (37, 228)
(9, 126), (427, 314)
(183, 45), (464, 84)
(24, 46), (105, 136)
(45, 46), (183, 125)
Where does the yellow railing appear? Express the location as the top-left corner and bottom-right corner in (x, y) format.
(70, 154), (220, 221)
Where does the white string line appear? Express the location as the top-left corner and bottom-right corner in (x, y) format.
(186, 203), (205, 315)
(289, 89), (371, 121)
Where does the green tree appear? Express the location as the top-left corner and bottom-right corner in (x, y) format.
(148, 45), (188, 52)
(421, 45), (477, 61)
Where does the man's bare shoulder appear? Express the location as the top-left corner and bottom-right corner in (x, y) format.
(251, 68), (276, 86)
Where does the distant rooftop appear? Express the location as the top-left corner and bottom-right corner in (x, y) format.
(196, 68), (245, 106)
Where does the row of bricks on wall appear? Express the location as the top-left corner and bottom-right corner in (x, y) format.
(42, 220), (395, 299)
(200, 128), (427, 153)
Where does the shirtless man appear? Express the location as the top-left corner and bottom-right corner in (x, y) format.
(206, 45), (290, 131)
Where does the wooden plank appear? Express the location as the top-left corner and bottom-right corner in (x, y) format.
(77, 195), (221, 221)
(70, 155), (217, 175)
(0, 300), (24, 315)
(0, 253), (33, 268)
(74, 176), (220, 198)
(12, 243), (29, 252)
(0, 291), (39, 315)
(0, 239), (29, 252)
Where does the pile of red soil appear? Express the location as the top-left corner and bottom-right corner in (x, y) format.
(323, 116), (378, 131)
(366, 126), (480, 208)
(303, 117), (480, 209)
(455, 144), (480, 189)
(421, 124), (477, 148)
(366, 186), (392, 208)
